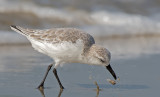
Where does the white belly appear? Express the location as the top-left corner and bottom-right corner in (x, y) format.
(29, 39), (84, 64)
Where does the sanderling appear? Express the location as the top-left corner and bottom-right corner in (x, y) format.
(10, 25), (117, 89)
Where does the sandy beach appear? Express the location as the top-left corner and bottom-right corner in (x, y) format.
(0, 45), (159, 97)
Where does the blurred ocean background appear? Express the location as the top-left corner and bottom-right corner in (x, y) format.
(0, 1), (160, 97)
(1, 0), (160, 59)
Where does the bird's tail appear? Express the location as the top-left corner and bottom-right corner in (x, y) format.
(10, 25), (31, 36)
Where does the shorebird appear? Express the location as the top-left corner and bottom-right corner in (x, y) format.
(10, 25), (117, 89)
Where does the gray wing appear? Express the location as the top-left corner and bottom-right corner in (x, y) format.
(30, 28), (95, 45)
(10, 26), (95, 52)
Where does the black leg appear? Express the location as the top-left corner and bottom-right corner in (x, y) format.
(53, 68), (64, 89)
(37, 64), (53, 89)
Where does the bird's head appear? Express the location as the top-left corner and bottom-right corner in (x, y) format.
(86, 44), (117, 80)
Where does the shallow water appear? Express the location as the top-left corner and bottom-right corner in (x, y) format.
(0, 46), (159, 97)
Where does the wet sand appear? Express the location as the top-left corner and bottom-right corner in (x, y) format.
(0, 45), (160, 97)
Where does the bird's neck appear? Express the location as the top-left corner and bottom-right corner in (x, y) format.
(80, 44), (96, 65)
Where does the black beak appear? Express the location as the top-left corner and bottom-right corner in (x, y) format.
(106, 64), (117, 80)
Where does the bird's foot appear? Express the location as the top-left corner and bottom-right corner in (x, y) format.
(60, 85), (64, 90)
(37, 84), (44, 90)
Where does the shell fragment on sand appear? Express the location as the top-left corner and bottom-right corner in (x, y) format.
(106, 79), (116, 85)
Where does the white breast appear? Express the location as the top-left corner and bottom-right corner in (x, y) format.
(29, 39), (84, 64)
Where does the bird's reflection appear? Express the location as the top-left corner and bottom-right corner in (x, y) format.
(38, 82), (101, 97)
(57, 89), (63, 97)
(38, 88), (45, 97)
(38, 88), (63, 97)
(94, 81), (102, 97)
(95, 88), (99, 97)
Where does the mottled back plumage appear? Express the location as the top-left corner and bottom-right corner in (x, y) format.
(11, 26), (95, 54)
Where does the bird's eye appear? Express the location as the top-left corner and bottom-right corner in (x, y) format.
(99, 59), (105, 63)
